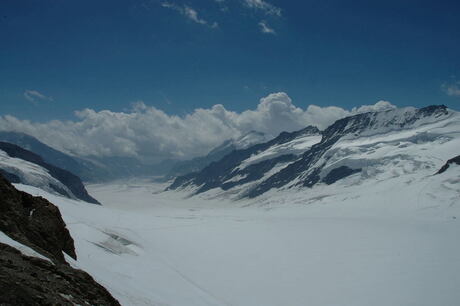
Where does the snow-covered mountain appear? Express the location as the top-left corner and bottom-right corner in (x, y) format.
(168, 105), (460, 199)
(0, 131), (176, 181)
(167, 130), (271, 177)
(0, 131), (96, 180)
(1, 104), (459, 306)
(168, 126), (321, 195)
(0, 142), (100, 204)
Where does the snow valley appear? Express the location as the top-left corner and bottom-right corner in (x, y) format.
(0, 103), (459, 305)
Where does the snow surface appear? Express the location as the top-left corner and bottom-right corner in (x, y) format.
(238, 134), (321, 169)
(13, 158), (460, 306)
(0, 230), (53, 263)
(0, 149), (76, 199)
(5, 108), (460, 306)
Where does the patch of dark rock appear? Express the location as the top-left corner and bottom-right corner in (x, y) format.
(0, 175), (76, 262)
(436, 155), (460, 174)
(168, 126), (321, 193)
(322, 166), (361, 185)
(0, 242), (120, 305)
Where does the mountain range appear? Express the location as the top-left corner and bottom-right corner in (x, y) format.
(168, 105), (459, 199)
(0, 142), (100, 204)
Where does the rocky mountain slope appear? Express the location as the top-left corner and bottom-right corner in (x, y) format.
(0, 175), (120, 305)
(168, 126), (321, 196)
(169, 105), (459, 199)
(167, 131), (270, 178)
(0, 131), (97, 181)
(0, 142), (100, 204)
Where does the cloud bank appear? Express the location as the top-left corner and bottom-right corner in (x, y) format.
(0, 93), (394, 162)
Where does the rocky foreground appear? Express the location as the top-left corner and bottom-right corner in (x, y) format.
(0, 175), (119, 305)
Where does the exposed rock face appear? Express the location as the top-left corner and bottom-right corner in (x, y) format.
(322, 166), (361, 185)
(437, 155), (460, 174)
(0, 175), (76, 262)
(0, 175), (120, 305)
(167, 131), (270, 178)
(248, 105), (449, 198)
(168, 126), (321, 195)
(0, 142), (100, 204)
(0, 243), (120, 305)
(169, 105), (450, 198)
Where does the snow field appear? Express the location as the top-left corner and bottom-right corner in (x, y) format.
(12, 160), (460, 306)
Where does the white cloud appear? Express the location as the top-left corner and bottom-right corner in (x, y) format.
(258, 20), (276, 34)
(0, 92), (395, 162)
(351, 100), (396, 113)
(442, 80), (460, 97)
(23, 90), (54, 104)
(161, 2), (218, 28)
(243, 0), (281, 16)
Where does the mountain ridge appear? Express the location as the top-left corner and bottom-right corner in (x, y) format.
(168, 105), (455, 199)
(0, 142), (100, 204)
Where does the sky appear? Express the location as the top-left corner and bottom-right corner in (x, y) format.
(0, 0), (459, 161)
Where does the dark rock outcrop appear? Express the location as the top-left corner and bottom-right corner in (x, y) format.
(322, 166), (361, 185)
(0, 242), (120, 306)
(0, 175), (76, 262)
(437, 155), (460, 174)
(0, 175), (120, 305)
(0, 142), (100, 204)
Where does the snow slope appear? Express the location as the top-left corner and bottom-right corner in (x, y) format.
(0, 149), (77, 198)
(168, 126), (322, 198)
(170, 105), (460, 200)
(13, 156), (460, 306)
(0, 231), (53, 263)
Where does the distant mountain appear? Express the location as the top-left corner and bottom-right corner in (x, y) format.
(0, 131), (95, 181)
(167, 131), (271, 178)
(0, 142), (100, 204)
(0, 131), (173, 182)
(168, 126), (321, 195)
(168, 105), (458, 199)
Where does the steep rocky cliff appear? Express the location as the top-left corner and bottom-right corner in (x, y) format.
(0, 175), (120, 305)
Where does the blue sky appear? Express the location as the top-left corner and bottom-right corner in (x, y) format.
(1, 0), (460, 122)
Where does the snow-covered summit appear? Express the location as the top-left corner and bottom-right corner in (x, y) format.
(169, 105), (459, 199)
(0, 142), (100, 204)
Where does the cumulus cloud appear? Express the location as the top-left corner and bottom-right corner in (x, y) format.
(161, 2), (218, 28)
(442, 80), (460, 97)
(23, 90), (54, 104)
(351, 100), (396, 113)
(243, 0), (281, 16)
(0, 92), (395, 162)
